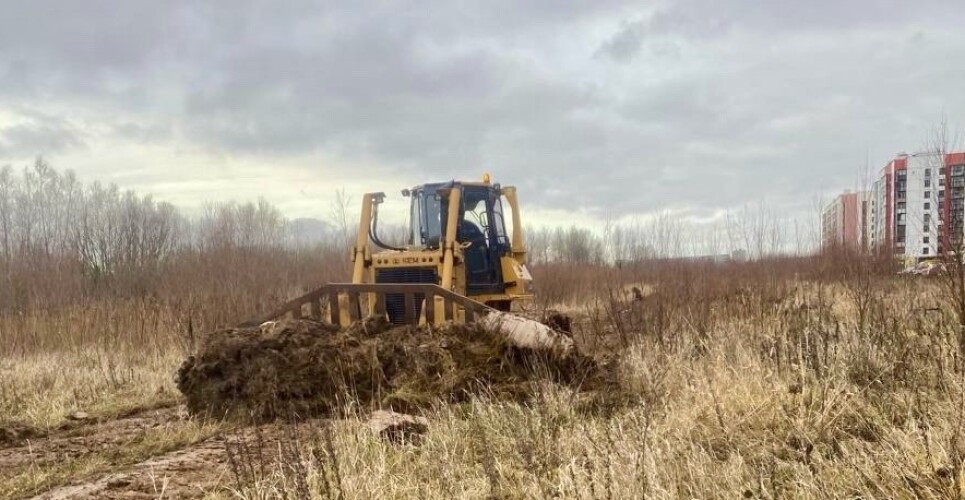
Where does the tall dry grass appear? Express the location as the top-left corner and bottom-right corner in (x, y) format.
(210, 251), (965, 499)
(2, 165), (961, 497)
(0, 242), (351, 429)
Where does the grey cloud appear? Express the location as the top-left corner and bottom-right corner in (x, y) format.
(642, 0), (964, 35)
(0, 1), (964, 224)
(595, 0), (964, 62)
(111, 122), (174, 144)
(597, 18), (648, 62)
(0, 112), (84, 157)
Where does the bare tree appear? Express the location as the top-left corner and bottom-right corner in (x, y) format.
(0, 166), (12, 259)
(524, 225), (550, 265)
(649, 211), (682, 258)
(725, 206), (753, 259)
(329, 188), (353, 250)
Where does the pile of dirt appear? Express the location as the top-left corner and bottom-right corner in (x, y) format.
(176, 317), (613, 420)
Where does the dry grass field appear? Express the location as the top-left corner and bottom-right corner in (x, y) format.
(4, 248), (965, 499)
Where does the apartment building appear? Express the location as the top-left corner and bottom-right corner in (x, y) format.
(867, 151), (965, 260)
(822, 191), (868, 249)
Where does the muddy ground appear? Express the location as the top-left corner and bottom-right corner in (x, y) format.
(1, 405), (221, 499)
(0, 404), (334, 499)
(0, 405), (184, 475)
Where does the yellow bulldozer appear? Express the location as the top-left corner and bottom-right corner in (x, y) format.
(178, 177), (596, 421)
(245, 174), (566, 350)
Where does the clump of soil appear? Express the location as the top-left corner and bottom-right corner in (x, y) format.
(176, 318), (612, 421)
(0, 423), (43, 447)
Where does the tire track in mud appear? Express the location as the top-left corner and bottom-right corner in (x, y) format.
(10, 407), (333, 499)
(0, 402), (181, 448)
(1, 404), (235, 499)
(0, 405), (184, 473)
(29, 437), (229, 500)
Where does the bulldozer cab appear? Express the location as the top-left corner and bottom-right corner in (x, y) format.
(408, 182), (510, 295)
(243, 175), (531, 328)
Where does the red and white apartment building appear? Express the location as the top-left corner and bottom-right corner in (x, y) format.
(822, 190), (869, 250)
(862, 151), (965, 261)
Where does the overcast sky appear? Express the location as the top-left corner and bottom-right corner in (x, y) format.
(1, 0), (964, 229)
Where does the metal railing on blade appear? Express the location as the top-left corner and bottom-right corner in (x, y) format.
(241, 283), (492, 327)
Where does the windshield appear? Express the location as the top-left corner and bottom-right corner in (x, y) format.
(408, 184), (507, 250)
(423, 193), (442, 246)
(492, 195), (509, 247)
(459, 185), (509, 250)
(409, 187), (443, 248)
(461, 189), (489, 243)
(409, 195), (420, 246)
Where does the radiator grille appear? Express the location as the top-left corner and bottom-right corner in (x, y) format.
(375, 266), (438, 324)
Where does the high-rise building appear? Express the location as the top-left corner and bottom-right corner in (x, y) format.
(822, 191), (869, 250)
(867, 151), (965, 260)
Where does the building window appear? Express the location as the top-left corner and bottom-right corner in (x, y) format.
(925, 202), (931, 210)
(925, 179), (932, 188)
(926, 168), (932, 176)
(925, 213), (932, 223)
(924, 236), (930, 244)
(925, 191), (931, 198)
(923, 247), (930, 255)
(897, 202), (906, 210)
(924, 224), (930, 233)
